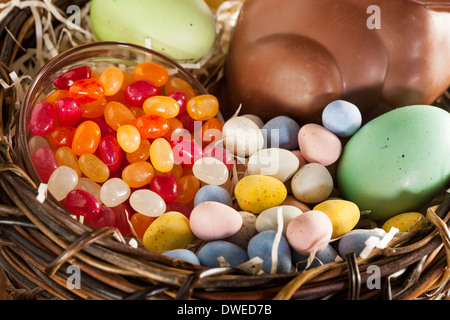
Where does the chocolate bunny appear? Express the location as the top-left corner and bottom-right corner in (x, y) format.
(225, 0), (450, 123)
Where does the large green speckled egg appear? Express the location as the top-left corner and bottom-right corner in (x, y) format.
(90, 0), (216, 63)
(337, 105), (450, 222)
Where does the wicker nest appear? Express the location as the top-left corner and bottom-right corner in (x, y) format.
(1, 0), (450, 301)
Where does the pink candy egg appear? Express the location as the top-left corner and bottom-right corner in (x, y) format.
(286, 210), (333, 256)
(189, 201), (243, 240)
(298, 123), (341, 166)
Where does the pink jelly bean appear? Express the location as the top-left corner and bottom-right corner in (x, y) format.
(65, 189), (101, 220)
(203, 145), (234, 170)
(86, 205), (117, 229)
(165, 202), (192, 218)
(167, 90), (187, 114)
(99, 135), (122, 172)
(29, 101), (56, 136)
(53, 66), (92, 90)
(31, 146), (57, 182)
(150, 172), (178, 203)
(124, 80), (161, 107)
(171, 139), (203, 166)
(54, 97), (82, 126)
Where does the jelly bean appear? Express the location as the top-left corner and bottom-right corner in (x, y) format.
(129, 189), (166, 217)
(176, 110), (196, 133)
(133, 62), (169, 87)
(99, 66), (124, 96)
(129, 106), (146, 118)
(143, 95), (180, 118)
(124, 80), (161, 107)
(150, 172), (178, 203)
(222, 116), (264, 157)
(100, 178), (131, 207)
(322, 100), (362, 137)
(202, 145), (234, 170)
(162, 249), (200, 265)
(255, 205), (303, 236)
(75, 177), (102, 203)
(65, 189), (101, 220)
(90, 118), (116, 138)
(234, 175), (287, 214)
(186, 94), (219, 121)
(262, 116), (301, 150)
(55, 146), (82, 177)
(134, 114), (169, 139)
(116, 124), (141, 153)
(53, 65), (91, 90)
(290, 163), (333, 204)
(45, 89), (69, 105)
(193, 185), (232, 207)
(314, 199), (360, 238)
(47, 166), (79, 201)
(104, 101), (136, 130)
(80, 97), (107, 119)
(28, 135), (50, 155)
(171, 139), (203, 166)
(143, 211), (194, 254)
(150, 138), (174, 172)
(197, 240), (248, 268)
(247, 148), (300, 183)
(163, 117), (185, 142)
(165, 202), (192, 218)
(71, 120), (101, 156)
(247, 230), (292, 274)
(126, 138), (151, 163)
(69, 78), (105, 104)
(382, 212), (426, 233)
(86, 205), (117, 229)
(31, 146), (57, 182)
(122, 161), (155, 188)
(164, 77), (195, 101)
(130, 212), (156, 239)
(29, 101), (55, 136)
(110, 203), (132, 236)
(167, 90), (187, 114)
(47, 126), (76, 149)
(78, 153), (110, 183)
(225, 211), (258, 249)
(175, 175), (200, 205)
(201, 117), (223, 146)
(192, 157), (229, 186)
(168, 163), (183, 181)
(99, 135), (122, 172)
(54, 97), (82, 126)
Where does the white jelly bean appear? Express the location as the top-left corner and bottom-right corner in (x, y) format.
(47, 166), (79, 201)
(100, 178), (131, 207)
(130, 189), (166, 217)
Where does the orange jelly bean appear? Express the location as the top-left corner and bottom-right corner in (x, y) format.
(126, 138), (151, 163)
(55, 146), (82, 177)
(99, 66), (124, 96)
(175, 174), (200, 204)
(69, 78), (105, 104)
(47, 126), (76, 149)
(143, 95), (180, 118)
(78, 153), (110, 183)
(186, 94), (219, 121)
(130, 212), (156, 239)
(117, 124), (141, 153)
(45, 89), (69, 105)
(71, 120), (101, 156)
(122, 161), (155, 188)
(134, 114), (170, 139)
(81, 97), (107, 119)
(104, 101), (136, 130)
(163, 117), (184, 142)
(133, 62), (169, 87)
(202, 117), (223, 146)
(164, 77), (195, 101)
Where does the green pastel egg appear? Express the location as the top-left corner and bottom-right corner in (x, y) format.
(337, 105), (450, 221)
(90, 0), (216, 63)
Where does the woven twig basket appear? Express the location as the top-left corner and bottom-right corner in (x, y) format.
(1, 0), (450, 301)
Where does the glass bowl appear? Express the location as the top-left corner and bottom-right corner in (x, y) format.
(17, 41), (210, 184)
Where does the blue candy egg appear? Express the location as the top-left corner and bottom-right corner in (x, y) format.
(321, 100), (362, 137)
(338, 229), (384, 258)
(162, 249), (201, 265)
(292, 244), (338, 271)
(193, 185), (233, 207)
(247, 230), (292, 274)
(262, 116), (300, 150)
(197, 240), (249, 268)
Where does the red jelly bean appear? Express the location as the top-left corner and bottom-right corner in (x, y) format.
(111, 203), (132, 236)
(65, 189), (101, 220)
(176, 110), (196, 134)
(99, 135), (122, 172)
(86, 205), (116, 229)
(124, 80), (161, 107)
(54, 97), (82, 126)
(47, 126), (76, 149)
(90, 118), (116, 138)
(69, 78), (105, 104)
(53, 66), (92, 90)
(29, 101), (56, 136)
(171, 139), (203, 166)
(167, 90), (187, 114)
(150, 172), (178, 203)
(134, 114), (170, 139)
(165, 202), (192, 218)
(31, 146), (58, 182)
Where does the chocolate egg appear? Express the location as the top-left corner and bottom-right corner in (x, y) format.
(226, 0), (450, 123)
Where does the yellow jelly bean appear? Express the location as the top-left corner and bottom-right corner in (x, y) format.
(55, 146), (82, 177)
(382, 212), (427, 233)
(234, 175), (287, 214)
(313, 199), (360, 238)
(117, 124), (141, 153)
(150, 138), (174, 172)
(186, 94), (219, 121)
(143, 95), (180, 118)
(78, 153), (110, 183)
(143, 211), (194, 254)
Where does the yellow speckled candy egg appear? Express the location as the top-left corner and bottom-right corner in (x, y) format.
(313, 199), (360, 238)
(234, 175), (287, 214)
(143, 211), (194, 254)
(382, 211), (427, 233)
